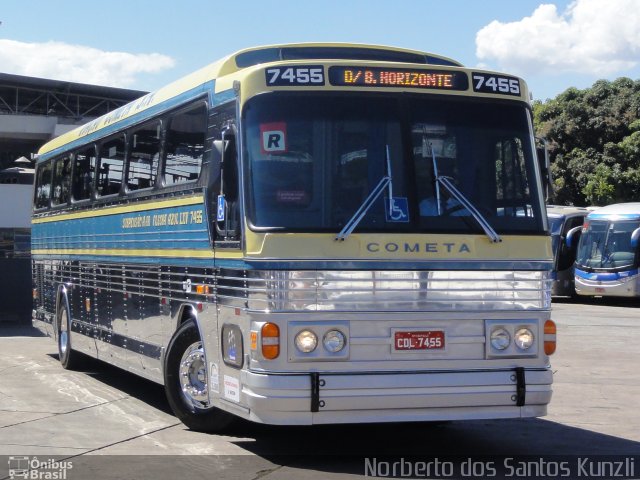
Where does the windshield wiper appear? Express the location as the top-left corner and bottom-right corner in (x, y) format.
(431, 148), (502, 243)
(336, 145), (393, 241)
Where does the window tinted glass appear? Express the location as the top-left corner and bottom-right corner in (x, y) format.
(127, 122), (160, 191)
(52, 156), (72, 206)
(164, 104), (207, 186)
(72, 147), (97, 201)
(34, 161), (52, 209)
(98, 136), (125, 196)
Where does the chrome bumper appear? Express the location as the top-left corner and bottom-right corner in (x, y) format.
(238, 368), (553, 425)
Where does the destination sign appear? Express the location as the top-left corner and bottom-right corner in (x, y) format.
(329, 66), (468, 91)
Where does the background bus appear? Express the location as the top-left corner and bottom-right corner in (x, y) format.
(546, 205), (588, 296)
(573, 203), (640, 297)
(32, 43), (556, 431)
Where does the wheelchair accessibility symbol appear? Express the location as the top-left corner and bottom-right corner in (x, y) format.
(386, 197), (409, 223)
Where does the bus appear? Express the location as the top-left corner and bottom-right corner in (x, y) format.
(572, 203), (640, 297)
(546, 206), (588, 296)
(32, 43), (556, 431)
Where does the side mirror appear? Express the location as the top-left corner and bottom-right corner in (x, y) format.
(215, 126), (239, 240)
(631, 227), (640, 249)
(535, 137), (553, 203)
(566, 225), (583, 249)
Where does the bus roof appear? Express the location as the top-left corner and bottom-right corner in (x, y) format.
(546, 205), (589, 218)
(34, 43), (473, 160)
(586, 202), (640, 220)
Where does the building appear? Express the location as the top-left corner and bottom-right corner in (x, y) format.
(0, 72), (147, 169)
(0, 73), (147, 324)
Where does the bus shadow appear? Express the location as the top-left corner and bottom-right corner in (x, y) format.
(227, 419), (640, 476)
(0, 323), (46, 337)
(46, 351), (173, 415)
(229, 417), (640, 456)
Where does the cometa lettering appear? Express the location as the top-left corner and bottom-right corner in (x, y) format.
(366, 242), (471, 254)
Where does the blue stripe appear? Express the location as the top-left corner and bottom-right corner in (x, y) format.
(575, 267), (639, 281)
(32, 202), (211, 251)
(587, 213), (640, 221)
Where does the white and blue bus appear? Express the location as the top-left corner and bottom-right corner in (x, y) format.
(572, 203), (640, 297)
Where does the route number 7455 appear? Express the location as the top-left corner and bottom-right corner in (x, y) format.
(266, 66), (325, 86)
(472, 73), (520, 96)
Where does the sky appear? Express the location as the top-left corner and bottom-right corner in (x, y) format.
(1, 0), (639, 102)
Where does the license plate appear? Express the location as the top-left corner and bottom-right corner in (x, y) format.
(394, 331), (445, 351)
(595, 287), (605, 293)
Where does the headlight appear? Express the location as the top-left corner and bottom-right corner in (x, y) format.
(295, 330), (318, 353)
(323, 329), (346, 353)
(514, 328), (534, 350)
(490, 327), (511, 350)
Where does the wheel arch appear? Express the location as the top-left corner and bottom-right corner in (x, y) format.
(164, 303), (209, 376)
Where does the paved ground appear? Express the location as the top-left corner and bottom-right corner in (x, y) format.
(0, 299), (639, 479)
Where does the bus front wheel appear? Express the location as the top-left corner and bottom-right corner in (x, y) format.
(164, 319), (234, 432)
(57, 298), (80, 370)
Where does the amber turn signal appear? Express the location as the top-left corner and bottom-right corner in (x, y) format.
(261, 322), (280, 359)
(544, 320), (557, 355)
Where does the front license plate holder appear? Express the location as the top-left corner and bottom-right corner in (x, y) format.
(392, 329), (446, 353)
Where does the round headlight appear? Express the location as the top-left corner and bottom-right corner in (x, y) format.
(514, 328), (534, 350)
(490, 327), (511, 350)
(323, 330), (346, 353)
(295, 330), (318, 353)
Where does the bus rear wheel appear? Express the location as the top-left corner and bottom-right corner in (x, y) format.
(164, 319), (234, 432)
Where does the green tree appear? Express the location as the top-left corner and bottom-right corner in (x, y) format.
(534, 78), (640, 206)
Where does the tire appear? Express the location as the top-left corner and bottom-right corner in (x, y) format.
(164, 319), (234, 432)
(57, 298), (80, 370)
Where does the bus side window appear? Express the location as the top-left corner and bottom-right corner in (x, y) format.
(98, 136), (125, 196)
(34, 161), (52, 209)
(164, 103), (207, 185)
(72, 147), (97, 201)
(52, 156), (72, 206)
(127, 121), (160, 191)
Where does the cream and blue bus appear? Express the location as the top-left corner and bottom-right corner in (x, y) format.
(572, 203), (640, 297)
(32, 43), (556, 431)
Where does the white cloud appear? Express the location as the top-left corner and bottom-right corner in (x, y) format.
(476, 0), (640, 76)
(0, 39), (175, 88)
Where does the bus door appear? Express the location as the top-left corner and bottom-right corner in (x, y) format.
(556, 215), (586, 293)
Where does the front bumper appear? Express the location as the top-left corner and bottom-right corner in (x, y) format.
(237, 367), (553, 425)
(575, 270), (639, 297)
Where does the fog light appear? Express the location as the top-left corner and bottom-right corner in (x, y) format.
(295, 330), (317, 353)
(514, 328), (534, 350)
(490, 327), (511, 350)
(323, 330), (346, 353)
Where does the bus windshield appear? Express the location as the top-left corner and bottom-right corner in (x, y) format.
(243, 93), (544, 234)
(576, 219), (640, 270)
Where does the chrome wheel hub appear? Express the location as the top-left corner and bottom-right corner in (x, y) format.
(178, 342), (209, 408)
